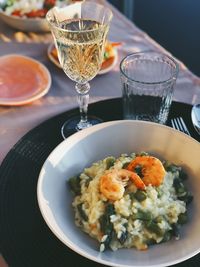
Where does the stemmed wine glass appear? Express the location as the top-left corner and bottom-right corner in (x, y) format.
(46, 1), (113, 138)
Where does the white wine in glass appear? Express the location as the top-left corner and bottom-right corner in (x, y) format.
(46, 2), (113, 138)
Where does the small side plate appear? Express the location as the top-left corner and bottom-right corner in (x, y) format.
(0, 54), (51, 106)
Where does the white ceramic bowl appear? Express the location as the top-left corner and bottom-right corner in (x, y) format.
(37, 120), (200, 267)
(0, 11), (49, 32)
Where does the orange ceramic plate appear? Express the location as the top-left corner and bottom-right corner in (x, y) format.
(0, 54), (51, 106)
(47, 43), (118, 75)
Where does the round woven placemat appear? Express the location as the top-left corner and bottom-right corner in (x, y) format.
(0, 98), (199, 267)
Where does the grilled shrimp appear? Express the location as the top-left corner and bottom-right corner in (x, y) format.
(126, 156), (166, 187)
(99, 169), (145, 201)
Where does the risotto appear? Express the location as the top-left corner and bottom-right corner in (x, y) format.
(68, 152), (193, 252)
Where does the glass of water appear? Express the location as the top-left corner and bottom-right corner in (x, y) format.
(120, 51), (179, 124)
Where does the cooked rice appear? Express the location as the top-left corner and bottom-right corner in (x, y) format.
(70, 152), (192, 251)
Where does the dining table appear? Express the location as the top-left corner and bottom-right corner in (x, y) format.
(0, 1), (200, 267)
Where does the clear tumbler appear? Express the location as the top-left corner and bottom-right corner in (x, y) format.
(120, 51), (179, 124)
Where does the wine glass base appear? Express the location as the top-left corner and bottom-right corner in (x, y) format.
(61, 115), (103, 139)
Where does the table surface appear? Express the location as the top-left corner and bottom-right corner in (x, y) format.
(0, 1), (200, 266)
(1, 0), (200, 165)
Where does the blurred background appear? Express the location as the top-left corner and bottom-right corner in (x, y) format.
(108, 0), (200, 77)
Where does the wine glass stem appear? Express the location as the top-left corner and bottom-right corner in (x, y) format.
(76, 82), (92, 130)
(78, 93), (89, 122)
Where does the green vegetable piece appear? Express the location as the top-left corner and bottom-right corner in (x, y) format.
(106, 203), (115, 215)
(171, 223), (180, 239)
(186, 194), (194, 204)
(99, 214), (113, 234)
(134, 190), (147, 201)
(173, 178), (186, 196)
(85, 177), (92, 188)
(99, 203), (116, 250)
(104, 51), (109, 59)
(180, 192), (193, 205)
(134, 165), (143, 178)
(68, 175), (81, 195)
(118, 223), (128, 244)
(77, 203), (88, 221)
(129, 192), (135, 200)
(105, 157), (115, 169)
(178, 212), (188, 224)
(163, 161), (181, 173)
(146, 221), (163, 236)
(119, 231), (128, 245)
(132, 210), (152, 221)
(100, 235), (111, 250)
(179, 169), (188, 180)
(162, 160), (171, 169)
(137, 151), (149, 156)
(122, 162), (129, 169)
(100, 230), (116, 251)
(162, 231), (172, 243)
(99, 203), (115, 234)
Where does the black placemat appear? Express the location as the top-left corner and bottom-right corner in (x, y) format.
(0, 98), (199, 267)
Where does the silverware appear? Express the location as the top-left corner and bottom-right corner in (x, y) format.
(191, 104), (200, 135)
(171, 117), (191, 136)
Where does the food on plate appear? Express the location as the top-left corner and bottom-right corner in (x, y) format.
(0, 0), (71, 18)
(48, 41), (121, 73)
(68, 152), (193, 252)
(100, 169), (145, 201)
(101, 41), (120, 71)
(126, 156), (166, 187)
(49, 44), (59, 64)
